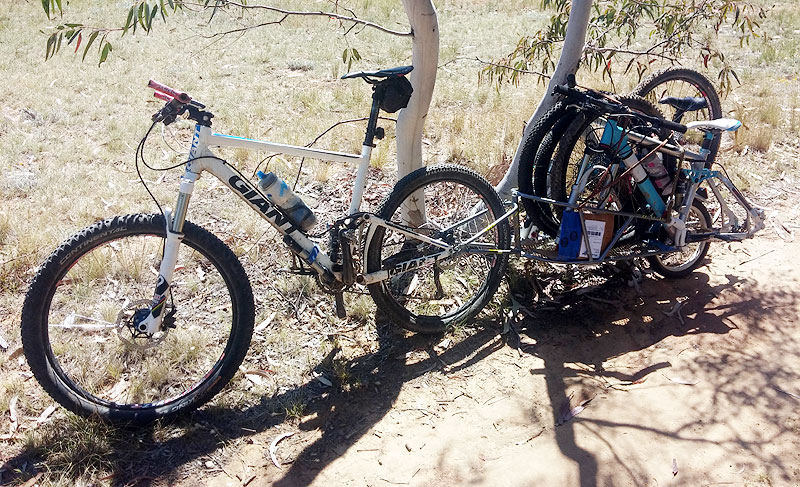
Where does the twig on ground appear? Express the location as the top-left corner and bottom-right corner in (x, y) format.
(738, 249), (776, 266)
(772, 386), (800, 401)
(662, 301), (686, 326)
(515, 427), (545, 445)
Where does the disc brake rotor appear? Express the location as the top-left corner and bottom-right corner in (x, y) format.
(115, 299), (169, 350)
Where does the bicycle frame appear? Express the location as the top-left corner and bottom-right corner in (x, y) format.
(136, 119), (515, 333)
(137, 123), (373, 333)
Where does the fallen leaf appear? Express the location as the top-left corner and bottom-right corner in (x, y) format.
(21, 472), (43, 487)
(6, 395), (19, 439)
(269, 432), (295, 468)
(243, 369), (274, 378)
(436, 338), (452, 350)
(665, 376), (699, 386)
(317, 376), (333, 387)
(255, 311), (277, 333)
(557, 394), (594, 426)
(8, 347), (23, 361)
(556, 393), (574, 425)
(772, 386), (800, 401)
(36, 405), (57, 425)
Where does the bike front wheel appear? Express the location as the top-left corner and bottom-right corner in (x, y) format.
(21, 214), (255, 424)
(366, 165), (511, 334)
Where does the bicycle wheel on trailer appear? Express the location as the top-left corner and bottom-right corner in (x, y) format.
(633, 67), (723, 166)
(647, 200), (712, 278)
(21, 214), (255, 424)
(547, 96), (675, 231)
(366, 165), (511, 334)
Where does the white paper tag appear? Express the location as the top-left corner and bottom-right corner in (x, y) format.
(578, 219), (607, 259)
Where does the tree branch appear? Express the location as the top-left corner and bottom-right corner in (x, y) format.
(184, 0), (413, 37)
(584, 45), (677, 62)
(473, 57), (550, 79)
(201, 14), (289, 38)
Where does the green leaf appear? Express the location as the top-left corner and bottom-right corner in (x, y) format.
(144, 3), (151, 31)
(45, 33), (56, 60)
(42, 0), (50, 19)
(159, 0), (167, 22)
(56, 32), (63, 53)
(99, 42), (112, 66)
(167, 0), (175, 9)
(55, 0), (62, 16)
(730, 69), (740, 85)
(82, 30), (98, 62)
(138, 2), (146, 30)
(123, 6), (135, 35)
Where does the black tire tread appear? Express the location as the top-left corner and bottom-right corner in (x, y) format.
(516, 101), (573, 232)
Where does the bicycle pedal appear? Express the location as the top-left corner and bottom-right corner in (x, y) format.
(334, 292), (347, 319)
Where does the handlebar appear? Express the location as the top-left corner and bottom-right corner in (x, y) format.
(153, 92), (173, 103)
(148, 80), (211, 126)
(148, 80), (192, 105)
(553, 83), (688, 134)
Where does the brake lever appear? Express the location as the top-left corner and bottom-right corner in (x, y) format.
(152, 99), (185, 125)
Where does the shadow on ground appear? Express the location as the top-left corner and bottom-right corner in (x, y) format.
(510, 264), (800, 486)
(4, 259), (799, 487)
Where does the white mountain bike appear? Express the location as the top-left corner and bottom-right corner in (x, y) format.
(21, 66), (512, 424)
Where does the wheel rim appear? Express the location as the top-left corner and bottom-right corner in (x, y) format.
(45, 233), (236, 410)
(377, 179), (501, 320)
(655, 205), (709, 272)
(637, 75), (720, 157)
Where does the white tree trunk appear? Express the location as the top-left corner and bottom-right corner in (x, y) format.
(397, 0), (438, 224)
(397, 0), (439, 179)
(494, 0), (593, 200)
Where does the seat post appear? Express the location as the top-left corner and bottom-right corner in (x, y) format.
(363, 85), (385, 147)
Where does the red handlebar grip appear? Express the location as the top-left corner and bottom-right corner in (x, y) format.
(148, 80), (191, 104)
(153, 92), (173, 102)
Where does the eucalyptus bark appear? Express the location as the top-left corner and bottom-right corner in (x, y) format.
(396, 0), (439, 223)
(494, 0), (593, 200)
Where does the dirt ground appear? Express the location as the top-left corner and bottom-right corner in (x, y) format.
(2, 187), (798, 487)
(125, 188), (798, 487)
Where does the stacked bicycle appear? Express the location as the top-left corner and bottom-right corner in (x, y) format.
(515, 70), (763, 276)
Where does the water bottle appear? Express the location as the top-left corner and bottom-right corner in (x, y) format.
(257, 171), (317, 232)
(640, 152), (672, 194)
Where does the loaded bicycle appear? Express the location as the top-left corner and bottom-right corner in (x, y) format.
(21, 67), (762, 424)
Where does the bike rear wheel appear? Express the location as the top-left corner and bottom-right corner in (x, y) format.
(21, 214), (255, 424)
(366, 165), (510, 334)
(647, 200), (712, 278)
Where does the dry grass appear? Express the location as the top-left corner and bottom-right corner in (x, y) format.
(1, 0), (799, 485)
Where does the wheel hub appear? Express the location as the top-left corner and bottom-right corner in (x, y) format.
(115, 299), (169, 350)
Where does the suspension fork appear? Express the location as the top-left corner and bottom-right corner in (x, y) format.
(136, 126), (203, 334)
